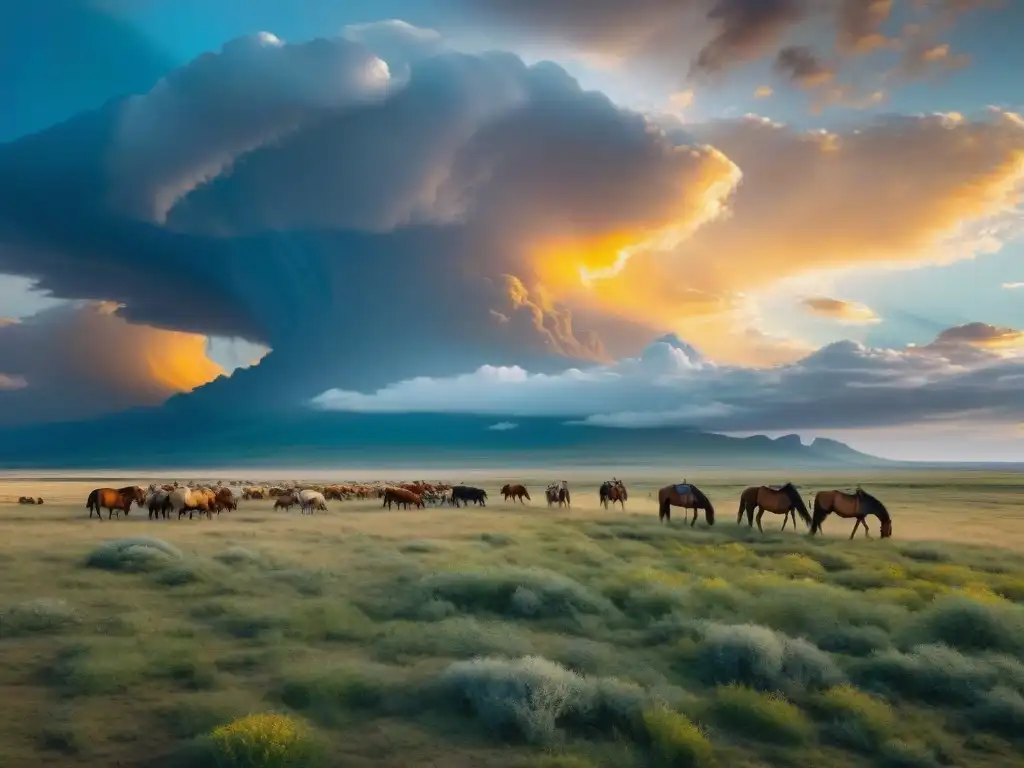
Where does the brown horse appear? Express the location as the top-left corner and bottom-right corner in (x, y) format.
(85, 486), (146, 520)
(811, 488), (892, 539)
(501, 484), (531, 503)
(273, 494), (297, 511)
(383, 487), (424, 509)
(737, 483), (811, 533)
(545, 481), (571, 508)
(657, 481), (715, 526)
(599, 479), (628, 510)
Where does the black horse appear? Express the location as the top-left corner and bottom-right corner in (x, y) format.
(451, 485), (488, 507)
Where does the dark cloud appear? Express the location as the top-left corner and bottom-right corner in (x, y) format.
(0, 30), (734, 416)
(315, 325), (1024, 432)
(773, 45), (835, 87)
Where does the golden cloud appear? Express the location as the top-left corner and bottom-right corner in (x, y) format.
(932, 322), (1024, 351)
(0, 303), (225, 425)
(537, 109), (1024, 365)
(801, 297), (881, 323)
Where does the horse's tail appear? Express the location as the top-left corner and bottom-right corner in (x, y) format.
(85, 489), (97, 511)
(795, 496), (813, 527)
(810, 495), (827, 534)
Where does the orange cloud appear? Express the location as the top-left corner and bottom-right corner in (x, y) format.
(801, 297), (880, 323)
(932, 322), (1024, 351)
(0, 302), (225, 425)
(533, 109), (1024, 365)
(754, 85), (774, 98)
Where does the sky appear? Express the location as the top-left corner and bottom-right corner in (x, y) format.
(0, 0), (1023, 462)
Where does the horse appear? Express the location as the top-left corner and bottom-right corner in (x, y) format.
(273, 494), (297, 511)
(657, 481), (715, 526)
(451, 485), (487, 507)
(213, 487), (237, 513)
(383, 487), (424, 510)
(811, 488), (892, 539)
(17, 496), (39, 505)
(298, 489), (328, 514)
(599, 479), (628, 510)
(146, 489), (173, 520)
(501, 483), (531, 503)
(170, 487), (215, 520)
(85, 486), (146, 520)
(737, 483), (811, 533)
(545, 481), (571, 508)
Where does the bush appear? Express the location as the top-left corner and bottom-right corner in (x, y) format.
(0, 598), (78, 637)
(434, 655), (648, 745)
(877, 738), (939, 768)
(694, 623), (843, 693)
(642, 706), (713, 767)
(207, 713), (321, 768)
(813, 684), (894, 751)
(970, 686), (1024, 737)
(215, 547), (264, 566)
(853, 644), (1012, 706)
(374, 617), (535, 662)
(708, 685), (813, 745)
(277, 664), (394, 723)
(85, 538), (182, 572)
(816, 625), (892, 657)
(904, 596), (1024, 656)
(420, 568), (616, 622)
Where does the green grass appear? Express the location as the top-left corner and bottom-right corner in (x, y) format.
(0, 470), (1023, 767)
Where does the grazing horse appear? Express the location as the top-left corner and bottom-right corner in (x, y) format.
(383, 487), (424, 510)
(298, 489), (328, 514)
(500, 484), (531, 503)
(737, 483), (811, 533)
(657, 481), (715, 526)
(545, 481), (571, 508)
(85, 486), (146, 520)
(599, 479), (628, 510)
(146, 489), (173, 520)
(811, 488), (892, 539)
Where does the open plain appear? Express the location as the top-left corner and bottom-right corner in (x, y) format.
(1, 469), (1023, 768)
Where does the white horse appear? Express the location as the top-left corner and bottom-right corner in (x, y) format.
(298, 489), (327, 514)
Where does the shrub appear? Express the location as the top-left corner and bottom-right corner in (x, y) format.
(877, 738), (939, 768)
(694, 623), (843, 693)
(278, 665), (393, 723)
(642, 706), (713, 767)
(708, 685), (812, 745)
(85, 537), (182, 572)
(816, 625), (892, 657)
(813, 684), (894, 751)
(215, 547), (264, 566)
(434, 655), (648, 745)
(0, 598), (78, 637)
(374, 617), (536, 662)
(904, 596), (1024, 656)
(420, 568), (616, 622)
(970, 686), (1024, 737)
(207, 713), (321, 768)
(852, 644), (1017, 706)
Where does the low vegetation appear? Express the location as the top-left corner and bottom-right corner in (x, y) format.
(1, 474), (1023, 767)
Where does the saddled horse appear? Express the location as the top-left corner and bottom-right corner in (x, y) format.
(85, 486), (146, 520)
(737, 483), (811, 533)
(811, 488), (892, 539)
(501, 483), (531, 503)
(546, 481), (570, 508)
(657, 481), (715, 526)
(599, 479), (628, 510)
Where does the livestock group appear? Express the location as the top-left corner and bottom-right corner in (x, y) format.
(70, 476), (893, 540)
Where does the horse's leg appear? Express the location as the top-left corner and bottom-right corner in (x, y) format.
(690, 507), (697, 528)
(781, 509), (789, 532)
(849, 518), (861, 540)
(862, 518), (871, 538)
(755, 508), (765, 534)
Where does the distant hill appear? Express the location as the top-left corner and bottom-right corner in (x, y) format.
(0, 409), (890, 469)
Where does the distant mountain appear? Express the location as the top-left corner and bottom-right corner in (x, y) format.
(0, 409), (889, 469)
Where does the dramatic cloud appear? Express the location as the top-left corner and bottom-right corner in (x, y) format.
(0, 29), (738, 413)
(0, 23), (1021, 425)
(314, 325), (1024, 432)
(0, 303), (223, 425)
(457, 0), (997, 95)
(581, 109), (1024, 362)
(801, 297), (880, 324)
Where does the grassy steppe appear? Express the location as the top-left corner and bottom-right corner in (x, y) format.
(0, 471), (1022, 768)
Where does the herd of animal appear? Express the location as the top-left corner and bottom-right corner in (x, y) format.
(68, 476), (893, 539)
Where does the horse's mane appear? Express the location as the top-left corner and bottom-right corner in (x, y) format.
(856, 488), (890, 520)
(688, 482), (713, 509)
